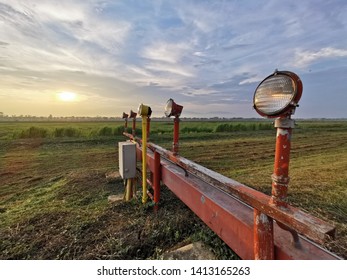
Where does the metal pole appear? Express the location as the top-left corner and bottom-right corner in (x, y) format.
(254, 209), (274, 259)
(125, 179), (133, 201)
(173, 116), (179, 155)
(142, 116), (148, 204)
(147, 116), (151, 140)
(153, 151), (161, 211)
(132, 118), (136, 136)
(270, 118), (295, 207)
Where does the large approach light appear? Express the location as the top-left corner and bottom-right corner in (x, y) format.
(253, 70), (303, 117)
(164, 98), (183, 117)
(122, 112), (129, 119)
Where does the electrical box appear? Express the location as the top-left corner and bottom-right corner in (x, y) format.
(118, 142), (136, 179)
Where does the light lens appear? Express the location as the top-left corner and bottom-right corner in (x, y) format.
(164, 99), (173, 117)
(254, 73), (298, 116)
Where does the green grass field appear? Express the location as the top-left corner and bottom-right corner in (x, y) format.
(0, 120), (346, 259)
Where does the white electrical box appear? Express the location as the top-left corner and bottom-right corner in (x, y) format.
(118, 142), (136, 179)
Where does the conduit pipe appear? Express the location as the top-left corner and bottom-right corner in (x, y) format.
(138, 103), (152, 204)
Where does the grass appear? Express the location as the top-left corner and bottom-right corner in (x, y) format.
(0, 120), (346, 259)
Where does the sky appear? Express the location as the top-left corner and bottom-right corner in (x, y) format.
(0, 0), (347, 118)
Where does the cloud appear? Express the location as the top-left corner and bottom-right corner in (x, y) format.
(292, 47), (347, 68)
(142, 42), (189, 64)
(239, 76), (263, 85)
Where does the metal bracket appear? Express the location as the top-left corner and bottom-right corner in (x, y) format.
(274, 118), (295, 128)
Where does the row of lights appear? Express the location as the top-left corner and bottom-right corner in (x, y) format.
(122, 99), (184, 120)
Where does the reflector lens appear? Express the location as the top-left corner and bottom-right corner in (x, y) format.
(254, 72), (301, 117)
(164, 99), (174, 117)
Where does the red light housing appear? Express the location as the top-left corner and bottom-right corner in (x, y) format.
(129, 110), (137, 119)
(253, 70), (303, 118)
(164, 98), (183, 117)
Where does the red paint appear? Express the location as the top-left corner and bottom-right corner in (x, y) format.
(271, 124), (292, 207)
(132, 118), (136, 136)
(173, 116), (179, 155)
(254, 209), (274, 259)
(153, 151), (161, 211)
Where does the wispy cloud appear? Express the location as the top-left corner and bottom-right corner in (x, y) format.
(293, 47), (347, 68)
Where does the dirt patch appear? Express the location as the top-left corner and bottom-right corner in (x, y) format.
(162, 242), (216, 260)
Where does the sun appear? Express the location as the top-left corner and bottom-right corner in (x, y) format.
(57, 91), (77, 102)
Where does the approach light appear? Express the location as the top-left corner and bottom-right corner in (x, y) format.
(122, 112), (129, 119)
(129, 110), (137, 119)
(253, 70), (303, 118)
(137, 103), (152, 117)
(164, 98), (183, 118)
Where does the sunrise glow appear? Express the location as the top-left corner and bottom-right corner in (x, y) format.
(57, 91), (77, 102)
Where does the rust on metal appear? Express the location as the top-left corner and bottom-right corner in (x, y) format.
(270, 118), (295, 206)
(254, 209), (274, 259)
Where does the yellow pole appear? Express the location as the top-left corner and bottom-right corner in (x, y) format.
(142, 116), (148, 204)
(125, 179), (133, 201)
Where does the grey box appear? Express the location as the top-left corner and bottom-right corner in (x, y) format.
(118, 142), (136, 179)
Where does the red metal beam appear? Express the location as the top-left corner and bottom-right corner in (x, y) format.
(145, 142), (335, 245)
(149, 149), (339, 259)
(124, 133), (339, 259)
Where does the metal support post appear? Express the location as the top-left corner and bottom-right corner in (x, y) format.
(254, 209), (274, 259)
(132, 118), (136, 136)
(141, 117), (148, 204)
(270, 118), (295, 207)
(147, 116), (151, 140)
(125, 179), (133, 201)
(173, 116), (180, 155)
(153, 151), (161, 211)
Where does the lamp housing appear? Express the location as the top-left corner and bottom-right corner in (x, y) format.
(138, 103), (152, 117)
(122, 112), (129, 119)
(253, 70), (302, 118)
(129, 110), (137, 119)
(164, 98), (183, 117)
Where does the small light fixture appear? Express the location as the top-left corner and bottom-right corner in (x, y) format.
(253, 70), (303, 118)
(164, 98), (183, 118)
(138, 103), (152, 117)
(129, 110), (137, 119)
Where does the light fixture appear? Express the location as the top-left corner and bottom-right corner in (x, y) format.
(137, 103), (152, 117)
(122, 112), (129, 119)
(253, 70), (303, 118)
(164, 98), (183, 117)
(129, 110), (137, 119)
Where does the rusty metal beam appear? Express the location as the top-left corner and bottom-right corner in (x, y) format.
(144, 141), (335, 244)
(154, 151), (339, 259)
(123, 132), (339, 259)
